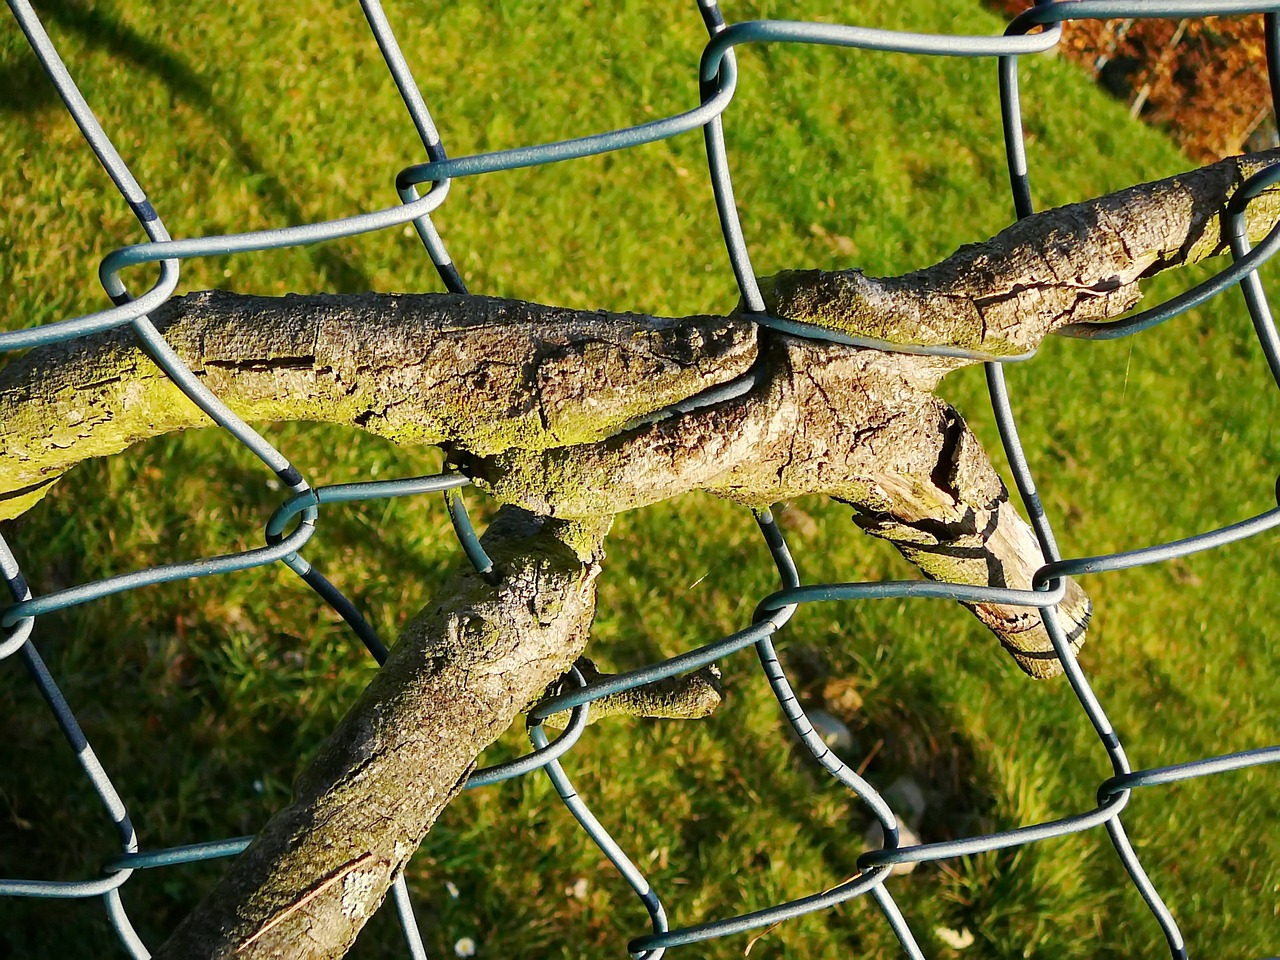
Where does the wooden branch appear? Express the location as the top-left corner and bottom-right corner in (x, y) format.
(5, 149), (1278, 517)
(5, 151), (1274, 675)
(760, 147), (1280, 355)
(151, 507), (609, 960)
(0, 293), (756, 519)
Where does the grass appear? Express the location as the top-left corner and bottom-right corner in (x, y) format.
(1, 0), (1278, 957)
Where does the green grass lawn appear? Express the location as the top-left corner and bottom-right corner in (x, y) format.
(2, 1), (1279, 958)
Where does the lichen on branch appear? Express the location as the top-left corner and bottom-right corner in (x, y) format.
(0, 292), (757, 519)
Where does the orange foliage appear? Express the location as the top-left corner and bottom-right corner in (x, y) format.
(991, 5), (1274, 161)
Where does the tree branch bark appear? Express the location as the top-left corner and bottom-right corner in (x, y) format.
(758, 146), (1280, 355)
(3, 149), (1278, 958)
(152, 507), (609, 960)
(0, 293), (756, 519)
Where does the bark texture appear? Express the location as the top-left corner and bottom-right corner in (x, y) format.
(469, 334), (1087, 676)
(759, 146), (1280, 354)
(0, 293), (754, 519)
(151, 507), (608, 960)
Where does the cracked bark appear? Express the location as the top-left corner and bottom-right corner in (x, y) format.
(2, 149), (1277, 959)
(0, 293), (756, 518)
(470, 335), (1089, 676)
(758, 147), (1280, 355)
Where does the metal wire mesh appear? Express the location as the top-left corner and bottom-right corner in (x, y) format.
(2, 0), (1279, 958)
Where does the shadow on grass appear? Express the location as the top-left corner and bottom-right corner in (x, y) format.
(670, 652), (998, 950)
(575, 502), (1019, 951)
(1, 0), (371, 293)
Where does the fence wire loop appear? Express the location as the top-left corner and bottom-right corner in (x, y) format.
(2, 0), (1278, 958)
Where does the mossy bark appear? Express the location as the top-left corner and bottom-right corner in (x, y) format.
(0, 292), (756, 519)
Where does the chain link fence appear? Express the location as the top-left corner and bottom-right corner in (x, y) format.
(3, 1), (1280, 958)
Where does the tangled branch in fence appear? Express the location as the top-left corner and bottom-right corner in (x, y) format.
(3, 1), (1280, 959)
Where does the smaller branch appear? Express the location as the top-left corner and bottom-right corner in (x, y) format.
(759, 147), (1280, 355)
(540, 657), (723, 727)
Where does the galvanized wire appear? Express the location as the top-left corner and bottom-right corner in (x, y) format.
(2, 1), (1278, 958)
